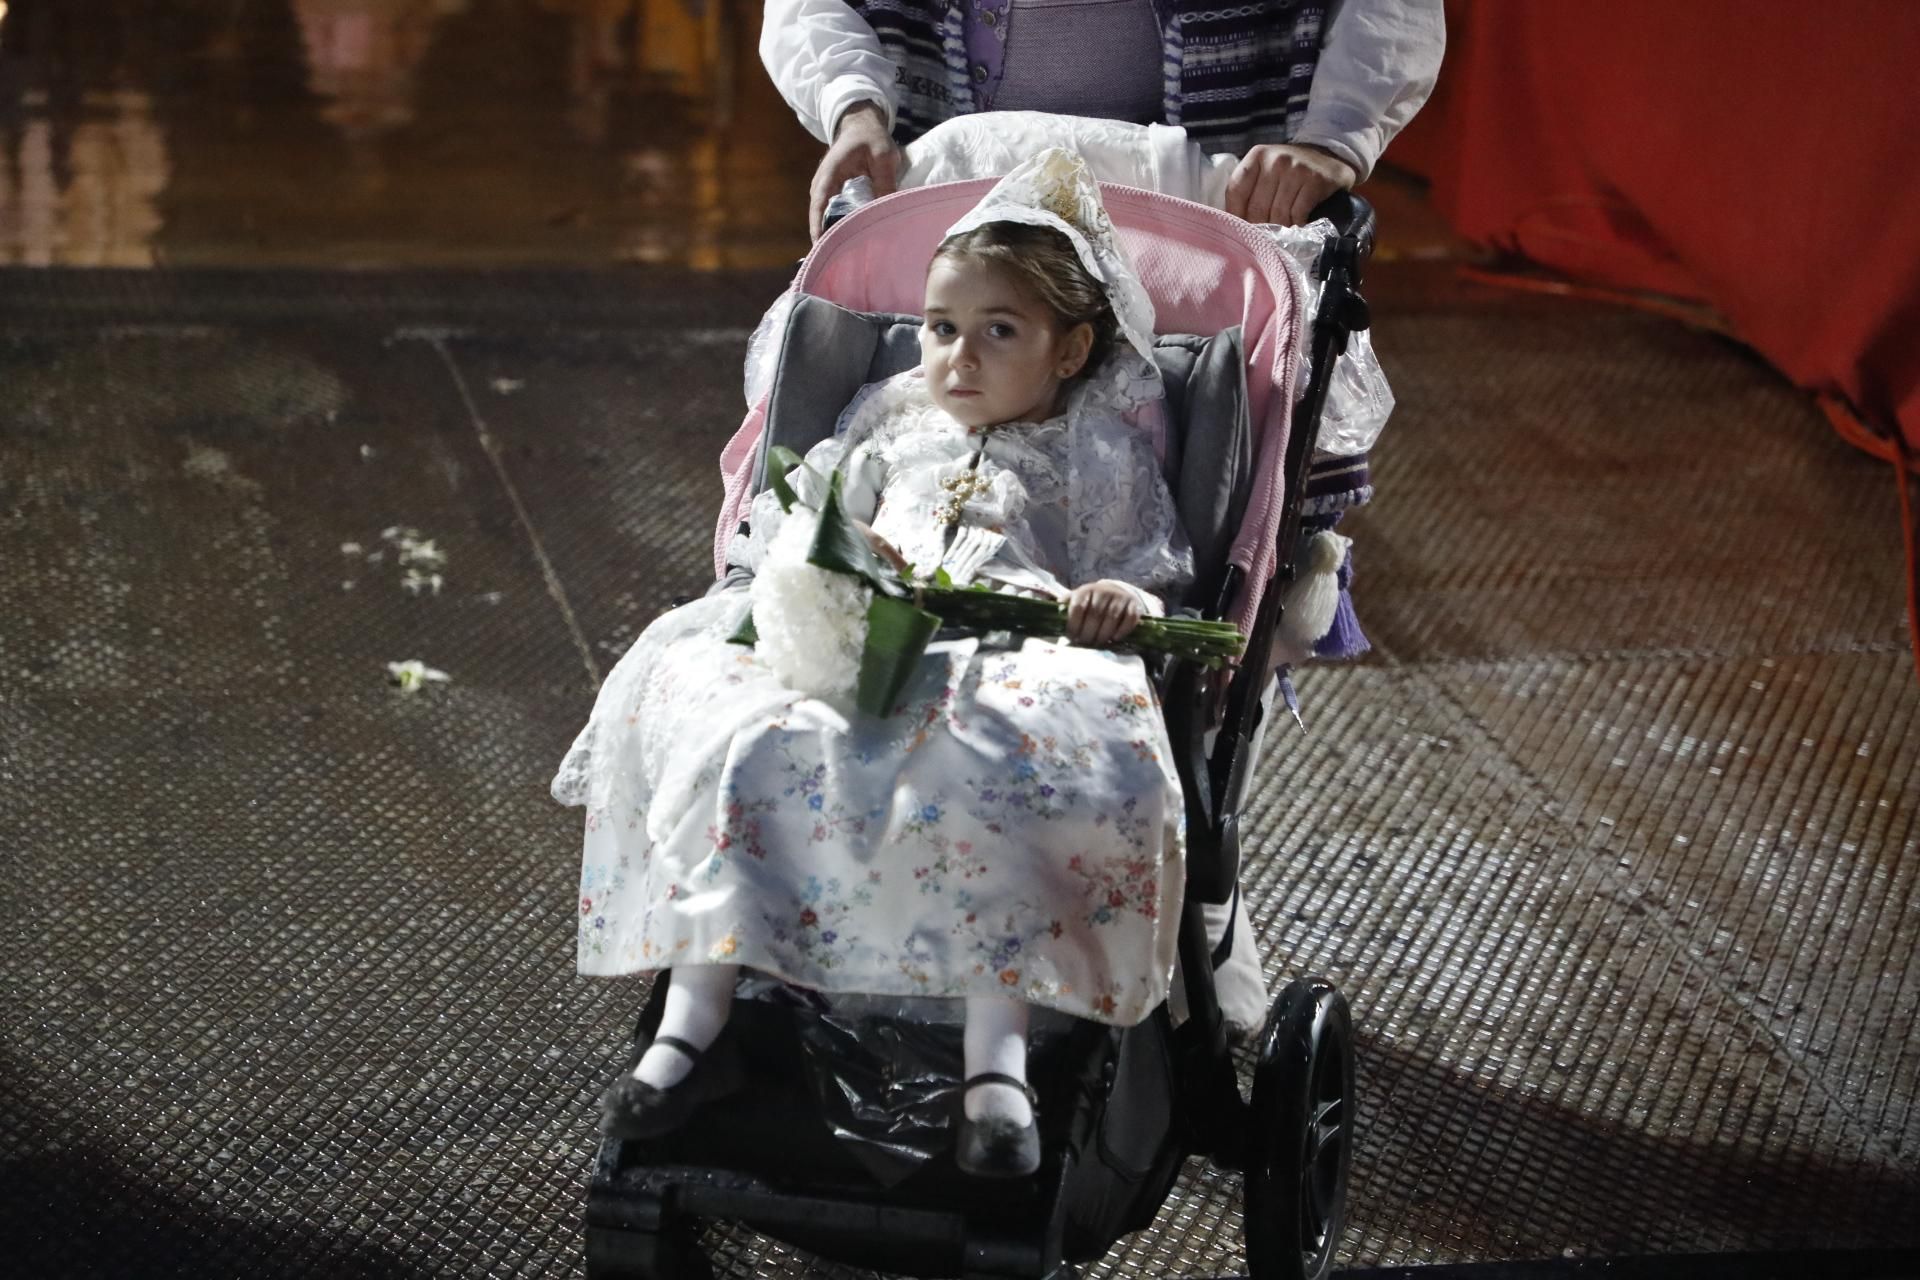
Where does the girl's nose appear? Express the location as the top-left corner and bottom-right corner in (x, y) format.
(951, 336), (979, 369)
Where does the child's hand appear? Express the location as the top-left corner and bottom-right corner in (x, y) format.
(1225, 144), (1357, 226)
(1067, 580), (1144, 646)
(853, 519), (912, 576)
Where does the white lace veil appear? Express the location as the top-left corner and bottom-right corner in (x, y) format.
(862, 150), (1191, 595)
(939, 148), (1162, 414)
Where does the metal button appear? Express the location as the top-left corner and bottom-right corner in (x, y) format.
(972, 63), (988, 83)
(982, 9), (997, 25)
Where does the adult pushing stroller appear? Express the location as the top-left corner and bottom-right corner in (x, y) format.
(585, 174), (1377, 1280)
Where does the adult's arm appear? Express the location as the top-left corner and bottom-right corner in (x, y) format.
(760, 0), (899, 144)
(1290, 0), (1445, 181)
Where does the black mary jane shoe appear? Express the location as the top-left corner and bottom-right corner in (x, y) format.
(955, 1072), (1041, 1179)
(599, 1033), (743, 1141)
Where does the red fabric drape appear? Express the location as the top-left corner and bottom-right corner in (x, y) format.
(1392, 0), (1920, 673)
(1398, 0), (1920, 448)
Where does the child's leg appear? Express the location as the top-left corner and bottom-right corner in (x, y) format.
(630, 962), (740, 1089)
(962, 994), (1032, 1126)
(1205, 888), (1271, 1041)
(957, 995), (1039, 1177)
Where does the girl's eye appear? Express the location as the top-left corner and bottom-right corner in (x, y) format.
(988, 323), (1016, 339)
(931, 321), (956, 337)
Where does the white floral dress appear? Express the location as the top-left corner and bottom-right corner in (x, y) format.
(552, 367), (1195, 1025)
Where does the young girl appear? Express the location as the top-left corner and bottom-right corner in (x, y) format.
(551, 150), (1192, 1179)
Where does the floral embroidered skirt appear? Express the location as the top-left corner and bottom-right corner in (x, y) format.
(554, 592), (1185, 1026)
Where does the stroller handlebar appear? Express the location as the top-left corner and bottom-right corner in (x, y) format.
(1306, 190), (1377, 280)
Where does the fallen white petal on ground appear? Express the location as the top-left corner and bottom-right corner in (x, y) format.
(386, 659), (451, 693)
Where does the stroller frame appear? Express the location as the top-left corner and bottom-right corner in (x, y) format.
(584, 190), (1377, 1280)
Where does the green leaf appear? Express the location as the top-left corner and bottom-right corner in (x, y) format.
(808, 471), (908, 597)
(932, 566), (954, 589)
(923, 585), (1064, 636)
(727, 610), (759, 646)
(856, 594), (943, 716)
(765, 444), (807, 513)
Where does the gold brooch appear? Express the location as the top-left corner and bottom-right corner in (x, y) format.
(935, 471), (994, 526)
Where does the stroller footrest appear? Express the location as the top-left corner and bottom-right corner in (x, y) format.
(678, 1175), (967, 1250)
(590, 1159), (1062, 1277)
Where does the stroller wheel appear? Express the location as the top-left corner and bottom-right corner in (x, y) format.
(1242, 977), (1354, 1280)
(585, 1222), (713, 1280)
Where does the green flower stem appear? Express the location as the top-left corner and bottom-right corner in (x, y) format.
(919, 586), (1244, 667)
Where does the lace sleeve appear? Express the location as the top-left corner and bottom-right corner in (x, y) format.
(1068, 415), (1194, 604)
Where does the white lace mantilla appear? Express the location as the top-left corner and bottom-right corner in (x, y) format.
(939, 148), (1159, 368)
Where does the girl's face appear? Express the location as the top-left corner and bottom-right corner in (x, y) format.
(921, 254), (1094, 429)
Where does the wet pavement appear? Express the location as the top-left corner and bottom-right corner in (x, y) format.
(2, 2), (1917, 1278)
(0, 0), (821, 269)
(5, 266), (1916, 1278)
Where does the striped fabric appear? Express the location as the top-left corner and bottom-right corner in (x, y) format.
(851, 0), (1327, 154)
(853, 0), (967, 139)
(1168, 0), (1325, 147)
(1301, 451), (1372, 517)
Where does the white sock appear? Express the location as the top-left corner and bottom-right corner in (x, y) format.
(962, 996), (1032, 1127)
(633, 963), (739, 1089)
(1206, 891), (1270, 1041)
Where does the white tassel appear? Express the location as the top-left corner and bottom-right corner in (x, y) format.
(1269, 531), (1350, 669)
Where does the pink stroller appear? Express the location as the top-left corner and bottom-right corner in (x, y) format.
(589, 178), (1377, 1280)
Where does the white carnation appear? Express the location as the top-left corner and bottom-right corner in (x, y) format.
(750, 511), (871, 703)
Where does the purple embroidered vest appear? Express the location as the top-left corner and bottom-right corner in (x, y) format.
(848, 0), (1327, 154)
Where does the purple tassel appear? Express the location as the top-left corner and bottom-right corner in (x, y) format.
(1314, 546), (1371, 660)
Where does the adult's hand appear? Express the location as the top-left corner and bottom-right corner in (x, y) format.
(809, 101), (902, 240)
(1224, 143), (1357, 227)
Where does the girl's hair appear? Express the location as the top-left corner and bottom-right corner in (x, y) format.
(932, 222), (1120, 380)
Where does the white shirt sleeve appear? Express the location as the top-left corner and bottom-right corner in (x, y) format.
(1290, 0), (1445, 181)
(760, 0), (900, 144)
